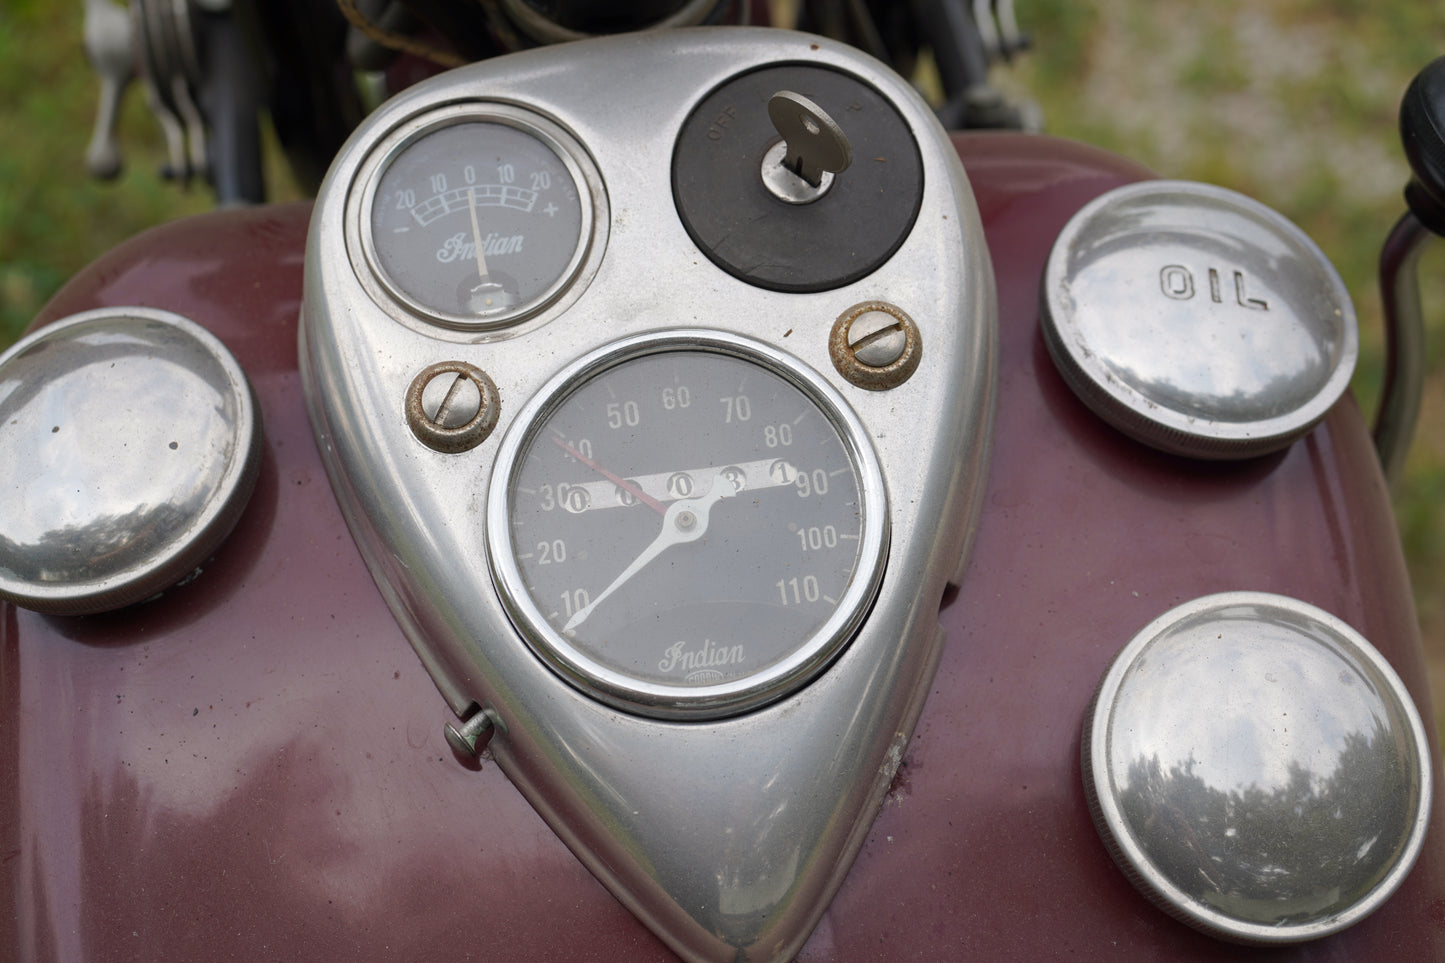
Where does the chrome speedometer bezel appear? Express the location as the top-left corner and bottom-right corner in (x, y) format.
(486, 328), (891, 720)
(345, 100), (608, 339)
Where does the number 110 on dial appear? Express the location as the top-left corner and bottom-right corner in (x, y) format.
(489, 334), (889, 717)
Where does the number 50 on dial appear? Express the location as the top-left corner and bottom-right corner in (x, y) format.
(487, 331), (890, 719)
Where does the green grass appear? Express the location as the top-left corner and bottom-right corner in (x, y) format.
(0, 3), (219, 343)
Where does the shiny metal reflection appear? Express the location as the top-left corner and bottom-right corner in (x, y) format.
(1042, 181), (1358, 458)
(0, 307), (261, 614)
(1084, 592), (1431, 943)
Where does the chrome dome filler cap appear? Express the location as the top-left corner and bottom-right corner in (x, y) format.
(0, 307), (261, 615)
(1084, 592), (1432, 944)
(1042, 181), (1358, 458)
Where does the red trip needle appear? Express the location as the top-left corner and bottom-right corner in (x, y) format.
(552, 436), (668, 516)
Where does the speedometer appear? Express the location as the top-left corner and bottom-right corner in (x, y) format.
(487, 330), (890, 719)
(354, 103), (599, 330)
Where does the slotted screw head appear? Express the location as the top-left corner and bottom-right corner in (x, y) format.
(848, 310), (909, 367)
(420, 371), (483, 429)
(829, 301), (923, 390)
(406, 361), (500, 453)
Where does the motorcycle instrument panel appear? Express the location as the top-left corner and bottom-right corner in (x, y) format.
(302, 27), (995, 963)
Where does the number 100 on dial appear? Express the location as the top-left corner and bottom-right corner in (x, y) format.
(487, 333), (890, 718)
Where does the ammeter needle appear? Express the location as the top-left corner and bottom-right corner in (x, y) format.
(467, 186), (490, 281)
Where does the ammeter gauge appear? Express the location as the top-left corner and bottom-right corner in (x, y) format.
(354, 103), (599, 330)
(487, 331), (889, 718)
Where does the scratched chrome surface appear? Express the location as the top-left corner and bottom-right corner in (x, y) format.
(301, 28), (994, 962)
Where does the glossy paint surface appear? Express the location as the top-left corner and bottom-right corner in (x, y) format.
(3, 135), (1443, 960)
(806, 135), (1445, 959)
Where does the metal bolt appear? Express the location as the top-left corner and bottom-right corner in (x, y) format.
(829, 301), (923, 391)
(847, 311), (909, 368)
(445, 709), (495, 758)
(406, 361), (500, 453)
(420, 371), (483, 429)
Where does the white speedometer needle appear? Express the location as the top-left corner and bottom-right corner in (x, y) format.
(467, 186), (491, 279)
(565, 469), (737, 631)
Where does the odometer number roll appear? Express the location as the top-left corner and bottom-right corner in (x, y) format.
(487, 331), (889, 718)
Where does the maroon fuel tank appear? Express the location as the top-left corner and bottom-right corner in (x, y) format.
(3, 133), (1442, 960)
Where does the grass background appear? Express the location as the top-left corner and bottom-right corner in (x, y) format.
(3, 1), (1445, 719)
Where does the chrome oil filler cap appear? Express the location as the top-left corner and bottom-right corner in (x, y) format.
(1083, 592), (1431, 944)
(1042, 181), (1358, 458)
(0, 307), (261, 615)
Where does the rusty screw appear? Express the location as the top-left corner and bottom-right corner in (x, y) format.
(848, 310), (909, 367)
(406, 361), (500, 453)
(829, 301), (922, 390)
(421, 371), (481, 428)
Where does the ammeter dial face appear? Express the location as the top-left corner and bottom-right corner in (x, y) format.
(488, 332), (889, 718)
(359, 104), (595, 329)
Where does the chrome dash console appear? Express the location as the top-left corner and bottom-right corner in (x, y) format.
(301, 28), (995, 962)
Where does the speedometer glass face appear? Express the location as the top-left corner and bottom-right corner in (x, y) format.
(488, 334), (888, 718)
(360, 105), (594, 329)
